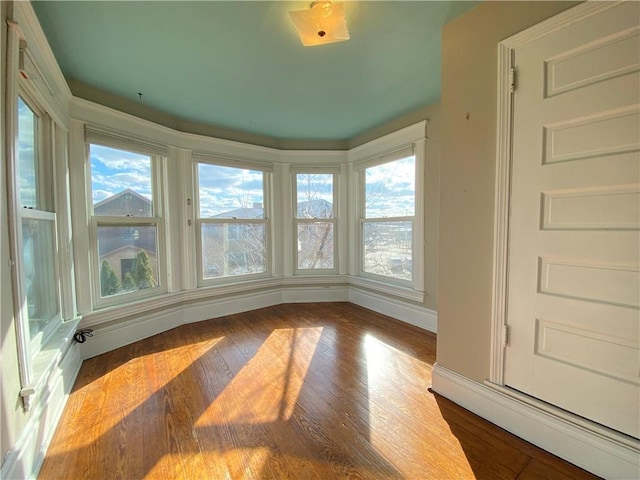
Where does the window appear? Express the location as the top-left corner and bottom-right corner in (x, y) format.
(294, 172), (336, 271)
(360, 152), (415, 283)
(15, 95), (62, 353)
(196, 161), (269, 282)
(88, 143), (165, 305)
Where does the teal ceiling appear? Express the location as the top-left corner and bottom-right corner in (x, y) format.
(32, 1), (478, 142)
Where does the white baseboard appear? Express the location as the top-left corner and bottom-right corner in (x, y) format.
(1, 343), (82, 480)
(431, 364), (640, 479)
(81, 285), (427, 360)
(349, 287), (437, 333)
(183, 289), (284, 325)
(282, 285), (349, 303)
(81, 289), (284, 359)
(79, 305), (184, 359)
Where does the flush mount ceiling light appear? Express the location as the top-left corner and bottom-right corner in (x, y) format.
(289, 1), (350, 47)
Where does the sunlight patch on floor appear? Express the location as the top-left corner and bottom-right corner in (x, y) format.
(364, 333), (475, 478)
(196, 327), (323, 426)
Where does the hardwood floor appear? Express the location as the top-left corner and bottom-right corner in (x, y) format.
(39, 303), (599, 479)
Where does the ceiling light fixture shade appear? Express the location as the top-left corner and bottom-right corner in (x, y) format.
(289, 1), (350, 47)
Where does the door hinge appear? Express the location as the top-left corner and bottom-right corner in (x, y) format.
(502, 324), (510, 347)
(509, 67), (517, 93)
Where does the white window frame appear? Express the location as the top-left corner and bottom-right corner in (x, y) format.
(85, 131), (168, 308)
(292, 167), (339, 274)
(193, 155), (272, 286)
(12, 89), (63, 355)
(5, 20), (75, 411)
(351, 141), (425, 295)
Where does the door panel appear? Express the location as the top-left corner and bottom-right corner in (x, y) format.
(505, 1), (640, 438)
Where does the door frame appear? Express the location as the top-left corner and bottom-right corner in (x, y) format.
(489, 0), (640, 449)
(489, 0), (627, 385)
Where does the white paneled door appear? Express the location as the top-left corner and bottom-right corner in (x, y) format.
(505, 1), (640, 438)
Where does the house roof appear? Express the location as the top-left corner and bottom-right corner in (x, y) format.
(94, 188), (151, 210)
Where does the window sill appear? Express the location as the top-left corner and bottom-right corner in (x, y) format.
(347, 275), (424, 303)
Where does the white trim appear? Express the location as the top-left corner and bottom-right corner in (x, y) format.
(348, 121), (426, 164)
(282, 286), (349, 303)
(71, 97), (283, 163)
(68, 119), (93, 315)
(78, 279), (433, 359)
(78, 273), (426, 328)
(490, 42), (514, 385)
(85, 124), (167, 157)
(192, 151), (274, 173)
(349, 287), (436, 333)
(280, 274), (346, 286)
(0, 342), (82, 480)
(281, 150), (347, 166)
(78, 304), (183, 359)
(12, 2), (71, 127)
(53, 123), (77, 321)
(348, 275), (424, 303)
(413, 138), (426, 293)
(6, 19), (34, 399)
(431, 364), (640, 479)
(499, 0), (623, 49)
(352, 145), (415, 170)
(337, 163), (349, 275)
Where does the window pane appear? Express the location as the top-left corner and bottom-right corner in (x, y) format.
(18, 97), (37, 209)
(296, 173), (333, 219)
(201, 223), (266, 278)
(365, 156), (415, 218)
(198, 163), (264, 219)
(22, 217), (59, 339)
(363, 221), (412, 281)
(297, 223), (334, 269)
(97, 225), (158, 297)
(90, 144), (153, 216)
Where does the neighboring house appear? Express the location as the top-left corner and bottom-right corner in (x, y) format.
(94, 189), (157, 281)
(205, 200), (334, 276)
(94, 188), (152, 216)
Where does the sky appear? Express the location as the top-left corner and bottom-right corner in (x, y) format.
(197, 163), (265, 218)
(90, 144), (152, 206)
(18, 98), (37, 209)
(89, 145), (414, 219)
(365, 156), (415, 218)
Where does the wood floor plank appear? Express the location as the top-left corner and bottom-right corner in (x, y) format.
(38, 303), (599, 480)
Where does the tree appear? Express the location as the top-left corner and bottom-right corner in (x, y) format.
(100, 260), (121, 297)
(122, 272), (136, 292)
(131, 250), (156, 289)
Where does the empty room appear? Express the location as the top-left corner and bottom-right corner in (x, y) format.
(1, 1), (638, 479)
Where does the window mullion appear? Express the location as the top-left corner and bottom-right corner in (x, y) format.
(361, 215), (413, 223)
(94, 215), (159, 226)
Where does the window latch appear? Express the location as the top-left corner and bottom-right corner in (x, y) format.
(20, 387), (36, 411)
